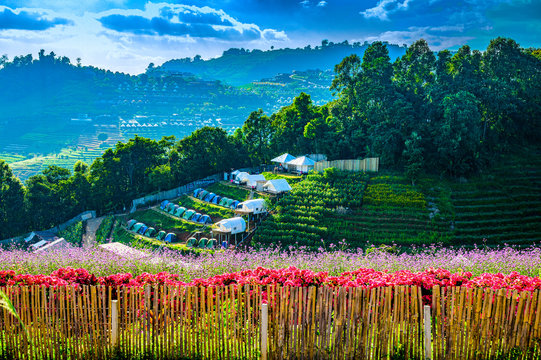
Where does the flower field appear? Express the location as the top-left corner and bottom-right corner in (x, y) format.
(2, 244), (541, 281)
(2, 266), (541, 295)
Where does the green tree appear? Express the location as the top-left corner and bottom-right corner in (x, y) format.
(0, 161), (26, 238)
(240, 109), (273, 165)
(403, 132), (424, 186)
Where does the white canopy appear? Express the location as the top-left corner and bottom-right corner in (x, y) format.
(235, 172), (250, 182)
(287, 156), (316, 166)
(231, 170), (241, 176)
(215, 217), (246, 234)
(246, 174), (266, 188)
(236, 199), (267, 214)
(263, 179), (292, 193)
(271, 153), (296, 164)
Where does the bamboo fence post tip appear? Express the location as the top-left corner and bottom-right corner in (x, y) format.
(424, 305), (432, 360)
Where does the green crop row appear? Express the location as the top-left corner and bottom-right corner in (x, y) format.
(95, 216), (115, 244)
(206, 182), (251, 201)
(58, 221), (84, 246)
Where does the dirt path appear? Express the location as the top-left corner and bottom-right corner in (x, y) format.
(83, 217), (104, 247)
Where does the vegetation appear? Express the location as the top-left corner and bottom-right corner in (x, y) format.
(58, 221), (84, 246)
(129, 210), (204, 234)
(177, 196), (234, 220)
(205, 182), (251, 201)
(95, 216), (115, 244)
(0, 36), (539, 249)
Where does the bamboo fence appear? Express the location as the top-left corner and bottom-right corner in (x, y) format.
(0, 285), (540, 359)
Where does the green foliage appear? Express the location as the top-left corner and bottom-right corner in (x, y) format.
(95, 216), (115, 244)
(130, 209), (203, 233)
(206, 182), (251, 201)
(58, 221), (84, 246)
(177, 195), (234, 219)
(261, 172), (303, 186)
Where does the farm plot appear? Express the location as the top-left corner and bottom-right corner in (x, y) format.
(450, 156), (541, 245)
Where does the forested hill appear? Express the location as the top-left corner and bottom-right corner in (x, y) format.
(156, 41), (407, 85)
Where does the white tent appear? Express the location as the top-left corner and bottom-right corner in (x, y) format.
(271, 153), (296, 164)
(286, 156), (316, 174)
(236, 199), (267, 214)
(231, 170), (241, 177)
(263, 179), (292, 193)
(215, 217), (246, 234)
(246, 174), (266, 188)
(235, 172), (250, 183)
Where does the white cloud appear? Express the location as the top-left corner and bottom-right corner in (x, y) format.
(364, 27), (474, 50)
(317, 1), (328, 7)
(0, 2), (290, 74)
(360, 0), (411, 21)
(299, 0), (311, 8)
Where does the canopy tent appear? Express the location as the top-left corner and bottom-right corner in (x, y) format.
(286, 155), (316, 174)
(160, 200), (169, 210)
(197, 238), (208, 249)
(132, 223), (145, 233)
(137, 225), (148, 235)
(191, 213), (202, 222)
(219, 197), (230, 206)
(230, 200), (240, 209)
(193, 188), (204, 198)
(211, 195), (222, 205)
(224, 198), (234, 207)
(235, 172), (250, 183)
(164, 233), (177, 243)
(206, 239), (217, 249)
(144, 227), (156, 237)
(186, 238), (197, 247)
(214, 217), (246, 235)
(197, 190), (209, 200)
(245, 174), (266, 188)
(198, 215), (212, 224)
(164, 203), (175, 212)
(263, 179), (292, 193)
(271, 153), (296, 167)
(127, 219), (137, 230)
(174, 206), (186, 217)
(230, 170), (241, 177)
(236, 199), (267, 214)
(182, 209), (196, 220)
(156, 231), (166, 241)
(204, 192), (216, 202)
(169, 204), (180, 214)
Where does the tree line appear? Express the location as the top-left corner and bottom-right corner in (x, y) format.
(0, 37), (539, 239)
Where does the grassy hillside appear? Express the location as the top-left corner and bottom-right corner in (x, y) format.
(254, 155), (541, 249)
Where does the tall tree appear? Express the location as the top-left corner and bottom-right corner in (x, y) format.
(0, 161), (26, 238)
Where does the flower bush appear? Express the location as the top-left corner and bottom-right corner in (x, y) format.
(2, 266), (541, 295)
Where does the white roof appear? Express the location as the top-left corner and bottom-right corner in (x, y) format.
(237, 199), (267, 214)
(271, 153), (296, 163)
(246, 174), (266, 187)
(287, 156), (316, 166)
(99, 242), (151, 259)
(231, 170), (241, 176)
(235, 172), (250, 182)
(215, 217), (246, 234)
(264, 179), (292, 193)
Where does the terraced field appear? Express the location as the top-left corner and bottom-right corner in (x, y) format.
(450, 156), (541, 245)
(253, 154), (540, 248)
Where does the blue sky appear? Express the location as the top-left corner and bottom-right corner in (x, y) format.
(0, 0), (539, 73)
